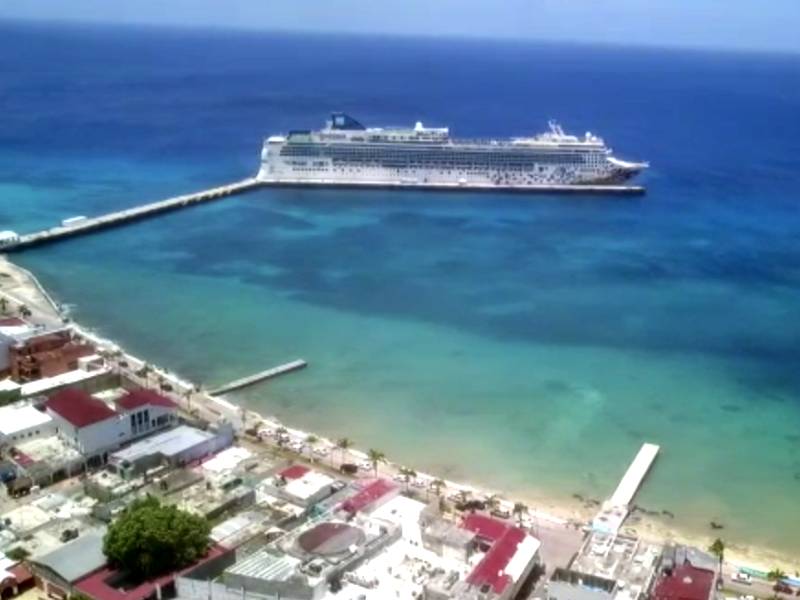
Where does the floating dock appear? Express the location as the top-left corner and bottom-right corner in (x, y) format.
(209, 359), (307, 396)
(0, 178), (261, 252)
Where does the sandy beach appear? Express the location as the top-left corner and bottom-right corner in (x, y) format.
(1, 253), (796, 573)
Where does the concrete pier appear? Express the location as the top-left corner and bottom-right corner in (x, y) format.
(209, 359), (307, 396)
(0, 178), (261, 252)
(0, 175), (644, 254)
(592, 442), (660, 534)
(609, 442), (661, 507)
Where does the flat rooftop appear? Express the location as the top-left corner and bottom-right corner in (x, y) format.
(0, 403), (52, 436)
(20, 367), (110, 397)
(571, 532), (662, 600)
(110, 425), (214, 464)
(14, 434), (82, 465)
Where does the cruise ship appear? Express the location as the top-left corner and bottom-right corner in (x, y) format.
(257, 113), (648, 193)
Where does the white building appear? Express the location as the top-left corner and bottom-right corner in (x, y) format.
(44, 387), (178, 460)
(0, 402), (55, 445)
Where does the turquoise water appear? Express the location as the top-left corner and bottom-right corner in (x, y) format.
(2, 22), (800, 556)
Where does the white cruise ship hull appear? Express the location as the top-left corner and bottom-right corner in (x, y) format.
(256, 113), (648, 194)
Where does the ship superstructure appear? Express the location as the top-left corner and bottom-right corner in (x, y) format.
(257, 113), (647, 192)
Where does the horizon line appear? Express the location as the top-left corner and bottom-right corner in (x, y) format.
(3, 16), (800, 59)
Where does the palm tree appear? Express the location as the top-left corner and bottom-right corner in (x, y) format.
(456, 489), (472, 508)
(708, 538), (725, 574)
(430, 478), (446, 498)
(367, 448), (386, 478)
(767, 568), (786, 582)
(513, 502), (528, 525)
(336, 437), (353, 466)
(305, 434), (319, 458)
(399, 467), (417, 492)
(0, 296), (7, 314)
(484, 494), (500, 513)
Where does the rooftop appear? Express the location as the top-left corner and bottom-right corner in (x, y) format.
(109, 425), (215, 465)
(114, 389), (176, 411)
(74, 544), (230, 600)
(21, 368), (110, 398)
(45, 388), (116, 427)
(339, 479), (397, 514)
(13, 434), (83, 467)
(652, 564), (715, 600)
(571, 532), (662, 600)
(30, 529), (107, 583)
(0, 402), (52, 436)
(283, 469), (334, 501)
(462, 514), (538, 595)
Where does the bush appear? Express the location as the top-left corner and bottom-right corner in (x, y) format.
(5, 546), (30, 561)
(103, 496), (210, 578)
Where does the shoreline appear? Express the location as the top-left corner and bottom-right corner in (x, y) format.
(1, 254), (797, 572)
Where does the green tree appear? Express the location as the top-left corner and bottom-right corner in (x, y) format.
(513, 502), (528, 525)
(103, 496), (210, 579)
(399, 467), (417, 492)
(484, 494), (500, 512)
(708, 538), (725, 573)
(336, 437), (353, 465)
(367, 448), (386, 478)
(0, 297), (8, 314)
(430, 478), (446, 497)
(5, 546), (30, 561)
(767, 568), (786, 582)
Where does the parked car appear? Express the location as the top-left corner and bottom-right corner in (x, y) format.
(773, 582), (793, 595)
(339, 463), (358, 475)
(732, 572), (752, 585)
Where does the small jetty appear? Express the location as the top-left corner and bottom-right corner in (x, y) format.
(609, 442), (661, 507)
(209, 359), (307, 396)
(592, 442), (660, 534)
(0, 178), (261, 252)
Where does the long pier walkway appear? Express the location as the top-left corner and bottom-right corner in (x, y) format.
(0, 178), (261, 252)
(592, 442), (660, 534)
(209, 359), (308, 396)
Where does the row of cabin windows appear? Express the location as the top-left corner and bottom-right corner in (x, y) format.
(281, 145), (596, 164)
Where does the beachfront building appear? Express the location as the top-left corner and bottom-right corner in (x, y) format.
(423, 513), (542, 600)
(651, 545), (721, 600)
(546, 532), (662, 600)
(44, 387), (178, 461)
(0, 321), (95, 383)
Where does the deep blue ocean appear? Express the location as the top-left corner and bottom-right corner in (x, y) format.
(2, 21), (800, 558)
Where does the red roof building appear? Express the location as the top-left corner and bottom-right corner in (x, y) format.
(652, 564), (716, 600)
(43, 386), (179, 458)
(339, 479), (398, 514)
(74, 545), (231, 600)
(46, 388), (116, 428)
(115, 389), (177, 411)
(461, 514), (540, 597)
(279, 464), (311, 480)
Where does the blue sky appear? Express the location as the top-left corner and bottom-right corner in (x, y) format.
(3, 0), (799, 53)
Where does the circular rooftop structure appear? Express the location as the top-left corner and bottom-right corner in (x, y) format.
(297, 522), (365, 557)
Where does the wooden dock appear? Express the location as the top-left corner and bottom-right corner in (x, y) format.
(209, 359), (307, 396)
(0, 178), (261, 252)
